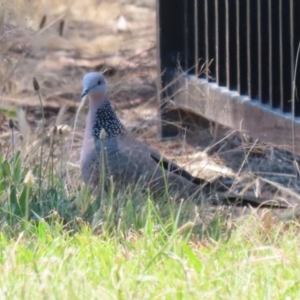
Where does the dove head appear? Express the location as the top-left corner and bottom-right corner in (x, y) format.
(81, 72), (108, 103)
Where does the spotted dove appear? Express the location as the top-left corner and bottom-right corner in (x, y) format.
(80, 72), (287, 208)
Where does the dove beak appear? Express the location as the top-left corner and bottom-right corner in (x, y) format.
(81, 89), (89, 99)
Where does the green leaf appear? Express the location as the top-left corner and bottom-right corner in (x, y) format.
(182, 243), (202, 272)
(0, 108), (17, 117)
(0, 157), (6, 195)
(9, 185), (18, 215)
(10, 151), (22, 184)
(18, 185), (31, 220)
(0, 181), (5, 195)
(2, 160), (11, 179)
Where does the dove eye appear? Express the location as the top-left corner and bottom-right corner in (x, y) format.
(97, 80), (101, 85)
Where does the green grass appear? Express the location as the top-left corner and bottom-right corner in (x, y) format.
(1, 143), (300, 299)
(1, 108), (300, 299)
(0, 218), (300, 299)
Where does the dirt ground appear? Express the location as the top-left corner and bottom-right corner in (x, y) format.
(1, 0), (300, 219)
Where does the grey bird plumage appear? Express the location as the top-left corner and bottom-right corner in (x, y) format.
(80, 72), (288, 208)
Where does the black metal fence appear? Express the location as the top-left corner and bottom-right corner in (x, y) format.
(158, 0), (300, 136)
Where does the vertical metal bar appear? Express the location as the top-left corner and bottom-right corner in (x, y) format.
(215, 0), (219, 84)
(225, 0), (229, 88)
(205, 0), (209, 79)
(280, 0), (291, 113)
(207, 0), (216, 82)
(239, 0), (248, 95)
(293, 0), (300, 116)
(216, 0), (226, 86)
(197, 0), (206, 79)
(290, 0), (294, 113)
(270, 0), (280, 109)
(258, 0), (262, 102)
(260, 0), (269, 104)
(279, 0), (283, 110)
(156, 0), (163, 137)
(194, 0), (199, 76)
(236, 0), (240, 93)
(246, 0), (251, 96)
(228, 0), (237, 91)
(248, 0), (259, 100)
(184, 0), (188, 72)
(268, 0), (273, 105)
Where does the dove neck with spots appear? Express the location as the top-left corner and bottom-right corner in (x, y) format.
(92, 99), (125, 139)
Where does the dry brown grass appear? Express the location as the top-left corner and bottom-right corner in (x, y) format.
(0, 0), (156, 148)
